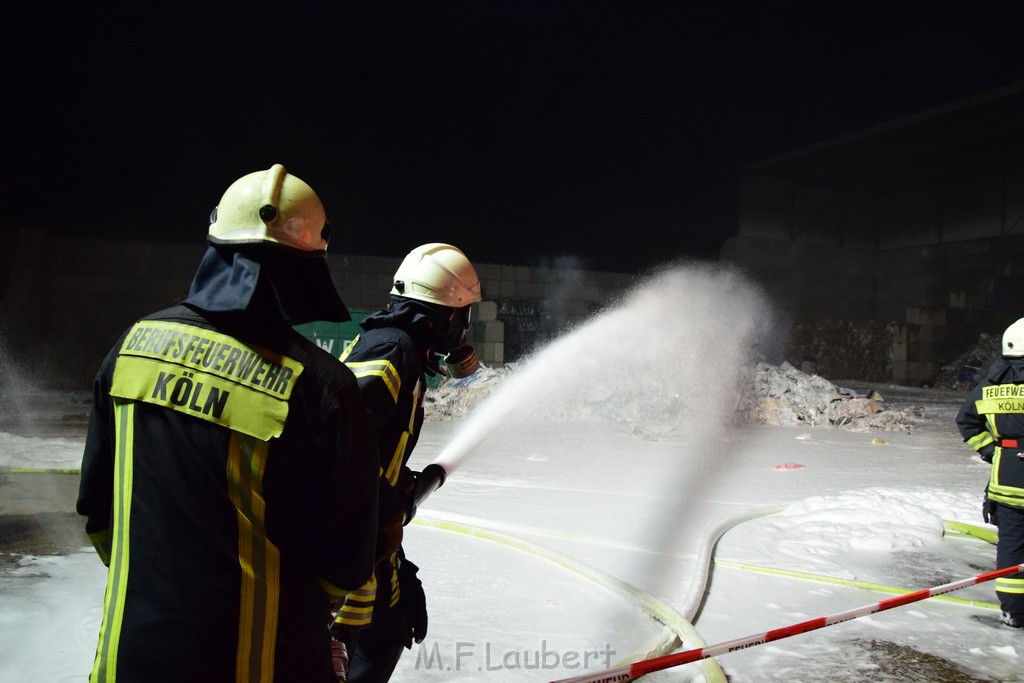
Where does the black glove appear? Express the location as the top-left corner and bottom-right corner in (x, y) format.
(983, 497), (997, 525)
(376, 503), (405, 562)
(979, 443), (995, 463)
(397, 556), (428, 647)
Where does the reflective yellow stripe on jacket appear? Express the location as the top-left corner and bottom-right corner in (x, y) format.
(227, 432), (279, 683)
(91, 398), (136, 683)
(335, 573), (377, 627)
(989, 447), (1024, 507)
(997, 576), (1024, 596)
(974, 385), (1024, 507)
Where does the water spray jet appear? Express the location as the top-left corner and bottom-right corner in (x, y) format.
(417, 263), (773, 505)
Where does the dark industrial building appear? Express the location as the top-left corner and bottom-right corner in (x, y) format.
(721, 80), (1024, 385)
(5, 83), (1024, 390)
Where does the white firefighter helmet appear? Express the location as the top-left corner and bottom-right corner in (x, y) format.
(391, 243), (482, 308)
(1003, 318), (1024, 356)
(208, 164), (330, 254)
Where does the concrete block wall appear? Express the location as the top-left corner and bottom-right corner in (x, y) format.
(314, 252), (634, 363)
(721, 233), (1024, 384)
(478, 263), (633, 360)
(0, 229), (632, 388)
(1, 230), (207, 385)
(471, 300), (505, 366)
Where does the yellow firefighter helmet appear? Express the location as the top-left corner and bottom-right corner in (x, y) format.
(208, 164), (330, 254)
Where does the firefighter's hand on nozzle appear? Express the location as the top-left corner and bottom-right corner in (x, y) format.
(377, 502), (406, 561)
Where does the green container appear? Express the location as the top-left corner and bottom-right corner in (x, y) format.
(295, 311), (443, 390)
(293, 310), (371, 358)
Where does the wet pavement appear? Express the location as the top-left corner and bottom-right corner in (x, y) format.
(0, 473), (87, 570)
(0, 393), (89, 571)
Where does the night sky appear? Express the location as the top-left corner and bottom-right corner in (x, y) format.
(4, 2), (1023, 273)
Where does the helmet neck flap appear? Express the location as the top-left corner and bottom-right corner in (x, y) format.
(183, 244), (350, 325)
(360, 295), (468, 376)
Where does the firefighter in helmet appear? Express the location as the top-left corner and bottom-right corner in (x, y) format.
(332, 243), (483, 681)
(957, 317), (1024, 628)
(78, 164), (380, 681)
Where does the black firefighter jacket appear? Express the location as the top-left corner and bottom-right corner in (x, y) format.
(957, 356), (1024, 509)
(334, 320), (426, 631)
(77, 303), (380, 682)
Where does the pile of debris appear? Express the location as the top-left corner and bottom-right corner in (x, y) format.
(735, 362), (920, 431)
(931, 333), (1000, 390)
(423, 364), (517, 421)
(425, 361), (921, 432)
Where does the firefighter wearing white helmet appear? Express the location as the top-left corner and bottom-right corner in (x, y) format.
(78, 165), (379, 682)
(957, 316), (1024, 629)
(390, 242), (482, 307)
(390, 242), (483, 377)
(332, 243), (483, 682)
(1003, 318), (1024, 356)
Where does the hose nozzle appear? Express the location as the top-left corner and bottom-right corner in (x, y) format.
(413, 463), (448, 509)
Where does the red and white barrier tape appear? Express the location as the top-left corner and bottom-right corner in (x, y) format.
(550, 562), (1024, 683)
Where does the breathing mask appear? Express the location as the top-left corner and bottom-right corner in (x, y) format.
(442, 344), (480, 378)
(437, 306), (479, 378)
